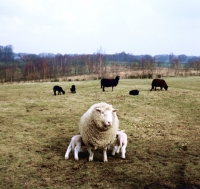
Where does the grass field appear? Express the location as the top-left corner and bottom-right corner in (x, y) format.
(0, 77), (200, 189)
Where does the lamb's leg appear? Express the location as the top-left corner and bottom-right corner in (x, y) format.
(74, 145), (81, 161)
(87, 147), (94, 161)
(121, 145), (126, 159)
(103, 147), (108, 162)
(65, 143), (72, 159)
(116, 146), (120, 154)
(112, 146), (117, 156)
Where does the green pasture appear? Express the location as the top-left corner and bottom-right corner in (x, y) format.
(0, 77), (200, 188)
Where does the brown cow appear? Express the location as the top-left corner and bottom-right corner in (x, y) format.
(150, 79), (168, 91)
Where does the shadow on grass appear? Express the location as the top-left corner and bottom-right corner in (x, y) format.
(37, 136), (200, 189)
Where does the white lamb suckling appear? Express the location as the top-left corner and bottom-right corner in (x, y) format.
(79, 102), (119, 162)
(112, 130), (127, 159)
(64, 135), (84, 161)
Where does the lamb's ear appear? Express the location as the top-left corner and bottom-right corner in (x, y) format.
(112, 109), (118, 112)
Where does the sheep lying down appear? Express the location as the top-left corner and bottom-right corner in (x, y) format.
(64, 135), (84, 161)
(79, 102), (119, 162)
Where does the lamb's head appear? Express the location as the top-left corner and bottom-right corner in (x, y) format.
(94, 105), (118, 130)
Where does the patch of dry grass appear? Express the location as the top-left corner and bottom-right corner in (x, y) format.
(0, 77), (200, 188)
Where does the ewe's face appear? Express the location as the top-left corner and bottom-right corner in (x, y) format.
(96, 108), (118, 127)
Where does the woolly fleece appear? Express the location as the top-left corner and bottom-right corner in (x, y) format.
(79, 102), (119, 149)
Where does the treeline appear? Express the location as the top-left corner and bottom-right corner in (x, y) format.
(0, 45), (200, 83)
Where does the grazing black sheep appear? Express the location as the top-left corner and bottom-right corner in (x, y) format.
(129, 90), (139, 95)
(70, 85), (76, 93)
(101, 76), (120, 91)
(150, 79), (168, 91)
(53, 85), (65, 95)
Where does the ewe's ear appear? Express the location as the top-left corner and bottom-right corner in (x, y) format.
(112, 109), (118, 112)
(96, 108), (102, 113)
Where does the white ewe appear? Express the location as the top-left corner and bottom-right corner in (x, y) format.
(64, 135), (84, 161)
(112, 130), (127, 159)
(79, 102), (119, 162)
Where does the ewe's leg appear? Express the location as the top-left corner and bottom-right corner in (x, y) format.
(65, 144), (72, 159)
(103, 147), (108, 162)
(87, 147), (94, 161)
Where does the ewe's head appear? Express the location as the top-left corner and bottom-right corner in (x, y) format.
(95, 106), (118, 129)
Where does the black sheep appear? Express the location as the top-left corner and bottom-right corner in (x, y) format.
(70, 85), (76, 93)
(53, 85), (65, 95)
(129, 90), (139, 95)
(101, 76), (120, 92)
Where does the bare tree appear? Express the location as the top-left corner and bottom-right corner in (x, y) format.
(96, 46), (106, 79)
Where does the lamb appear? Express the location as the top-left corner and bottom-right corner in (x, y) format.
(101, 76), (120, 91)
(70, 85), (76, 93)
(112, 130), (127, 159)
(79, 102), (119, 162)
(64, 135), (84, 160)
(53, 85), (65, 95)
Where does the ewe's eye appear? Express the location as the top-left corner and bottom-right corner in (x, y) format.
(101, 112), (105, 116)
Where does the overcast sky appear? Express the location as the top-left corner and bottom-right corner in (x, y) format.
(1, 0), (200, 56)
